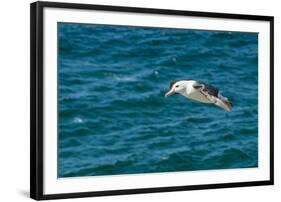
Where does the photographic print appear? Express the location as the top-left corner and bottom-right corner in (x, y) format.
(30, 1), (273, 200)
(58, 23), (258, 177)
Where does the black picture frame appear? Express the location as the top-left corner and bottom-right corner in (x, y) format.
(30, 1), (274, 200)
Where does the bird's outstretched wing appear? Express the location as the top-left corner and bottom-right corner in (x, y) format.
(193, 82), (232, 112)
(193, 82), (219, 97)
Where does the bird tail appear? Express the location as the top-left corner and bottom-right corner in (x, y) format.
(215, 95), (233, 112)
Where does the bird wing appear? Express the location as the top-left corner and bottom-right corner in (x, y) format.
(192, 82), (219, 97)
(193, 82), (232, 112)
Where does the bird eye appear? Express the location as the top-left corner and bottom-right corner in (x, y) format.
(175, 85), (179, 88)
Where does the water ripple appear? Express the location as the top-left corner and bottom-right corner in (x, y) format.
(58, 23), (258, 177)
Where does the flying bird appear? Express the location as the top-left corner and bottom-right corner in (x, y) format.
(165, 80), (233, 112)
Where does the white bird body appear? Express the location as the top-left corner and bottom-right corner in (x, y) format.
(165, 80), (232, 112)
(177, 80), (212, 103)
(184, 90), (212, 103)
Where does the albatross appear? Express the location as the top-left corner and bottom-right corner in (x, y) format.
(165, 80), (233, 112)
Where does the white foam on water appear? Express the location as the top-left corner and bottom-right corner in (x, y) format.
(113, 75), (136, 82)
(154, 70), (159, 77)
(74, 117), (83, 123)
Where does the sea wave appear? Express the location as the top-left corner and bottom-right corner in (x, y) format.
(58, 23), (258, 177)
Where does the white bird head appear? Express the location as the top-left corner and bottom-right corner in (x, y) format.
(165, 80), (188, 97)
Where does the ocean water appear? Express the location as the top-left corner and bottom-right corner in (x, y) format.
(58, 23), (258, 177)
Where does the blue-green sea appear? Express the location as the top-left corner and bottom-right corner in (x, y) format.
(58, 22), (258, 177)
